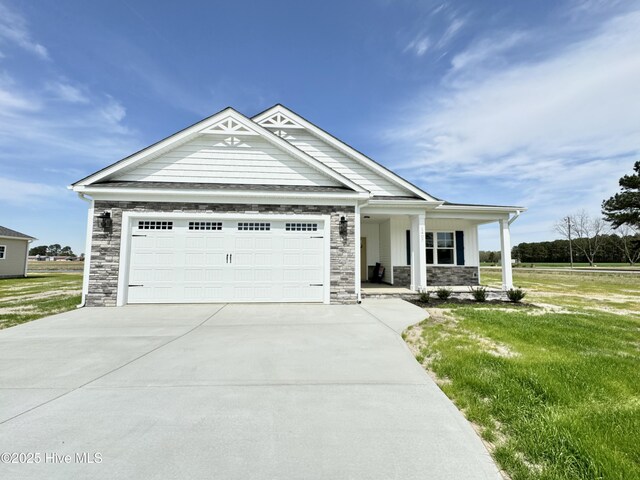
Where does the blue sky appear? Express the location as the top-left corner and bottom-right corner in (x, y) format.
(1, 0), (638, 253)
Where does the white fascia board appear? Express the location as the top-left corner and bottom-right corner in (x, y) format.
(0, 235), (33, 241)
(75, 187), (369, 205)
(366, 199), (443, 207)
(435, 205), (527, 214)
(72, 108), (364, 193)
(253, 105), (438, 202)
(361, 206), (430, 216)
(427, 211), (511, 222)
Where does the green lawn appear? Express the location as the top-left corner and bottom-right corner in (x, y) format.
(0, 274), (83, 329)
(405, 269), (640, 479)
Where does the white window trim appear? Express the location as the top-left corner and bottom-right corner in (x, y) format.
(0, 245), (6, 260)
(425, 231), (457, 266)
(116, 211), (331, 306)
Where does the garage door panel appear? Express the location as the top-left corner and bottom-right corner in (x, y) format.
(128, 217), (326, 304)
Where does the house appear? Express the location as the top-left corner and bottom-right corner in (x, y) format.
(70, 105), (524, 307)
(0, 226), (35, 278)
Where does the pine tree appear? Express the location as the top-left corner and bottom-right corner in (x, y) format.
(602, 161), (640, 229)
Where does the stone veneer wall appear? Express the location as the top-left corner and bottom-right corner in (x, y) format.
(426, 266), (479, 286)
(87, 201), (356, 306)
(392, 266), (411, 287)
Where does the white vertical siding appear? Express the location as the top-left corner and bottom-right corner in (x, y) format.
(113, 135), (341, 187)
(390, 216), (411, 266)
(378, 220), (392, 283)
(361, 223), (380, 267)
(273, 130), (411, 196)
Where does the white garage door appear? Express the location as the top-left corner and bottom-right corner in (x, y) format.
(126, 218), (326, 303)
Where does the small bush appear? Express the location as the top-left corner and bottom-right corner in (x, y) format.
(506, 288), (526, 303)
(436, 287), (452, 300)
(418, 291), (431, 303)
(469, 286), (487, 302)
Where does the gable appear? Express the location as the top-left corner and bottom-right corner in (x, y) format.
(254, 105), (438, 201)
(267, 129), (412, 197)
(72, 108), (364, 192)
(112, 134), (343, 187)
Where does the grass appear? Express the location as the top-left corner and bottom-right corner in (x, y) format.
(481, 263), (638, 269)
(404, 269), (640, 479)
(0, 273), (83, 329)
(28, 260), (85, 271)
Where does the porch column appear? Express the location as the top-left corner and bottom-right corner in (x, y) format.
(499, 218), (513, 290)
(410, 213), (427, 291)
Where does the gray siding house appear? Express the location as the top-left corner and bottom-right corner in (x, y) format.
(0, 226), (35, 278)
(71, 105), (524, 307)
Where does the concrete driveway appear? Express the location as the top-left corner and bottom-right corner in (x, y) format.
(0, 300), (502, 480)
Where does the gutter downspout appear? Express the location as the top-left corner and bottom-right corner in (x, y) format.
(77, 193), (94, 307)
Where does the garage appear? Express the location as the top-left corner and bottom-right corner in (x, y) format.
(124, 216), (328, 304)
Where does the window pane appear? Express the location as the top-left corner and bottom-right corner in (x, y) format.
(425, 232), (434, 248)
(437, 248), (454, 264)
(426, 248), (434, 264)
(437, 232), (454, 248)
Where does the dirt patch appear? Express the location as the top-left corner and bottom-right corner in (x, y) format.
(469, 333), (519, 358)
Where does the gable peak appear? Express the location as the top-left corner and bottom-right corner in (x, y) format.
(200, 115), (258, 135)
(258, 111), (303, 129)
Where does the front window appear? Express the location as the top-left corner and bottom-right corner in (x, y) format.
(425, 232), (455, 265)
(0, 245), (5, 260)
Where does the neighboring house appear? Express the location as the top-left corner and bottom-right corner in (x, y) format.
(70, 105), (525, 307)
(0, 226), (35, 278)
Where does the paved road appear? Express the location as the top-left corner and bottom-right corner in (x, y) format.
(0, 301), (501, 480)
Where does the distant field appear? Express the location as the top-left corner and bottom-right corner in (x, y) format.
(28, 260), (84, 272)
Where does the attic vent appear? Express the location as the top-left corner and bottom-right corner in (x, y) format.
(259, 112), (302, 129)
(138, 221), (173, 230)
(200, 116), (258, 135)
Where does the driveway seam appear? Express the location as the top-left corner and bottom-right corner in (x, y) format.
(0, 304), (228, 426)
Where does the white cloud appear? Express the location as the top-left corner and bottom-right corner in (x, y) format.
(46, 81), (90, 104)
(450, 31), (529, 72)
(405, 34), (431, 56)
(0, 177), (62, 206)
(436, 17), (466, 48)
(0, 2), (49, 59)
(385, 9), (640, 248)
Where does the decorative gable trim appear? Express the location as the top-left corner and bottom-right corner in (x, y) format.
(200, 116), (259, 135)
(71, 107), (366, 193)
(258, 111), (304, 129)
(253, 105), (439, 202)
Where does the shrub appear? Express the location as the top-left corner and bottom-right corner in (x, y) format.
(436, 287), (452, 300)
(506, 288), (526, 303)
(418, 291), (431, 303)
(469, 286), (487, 302)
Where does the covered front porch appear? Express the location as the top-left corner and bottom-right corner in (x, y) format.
(355, 202), (522, 301)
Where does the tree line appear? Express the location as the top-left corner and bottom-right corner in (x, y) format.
(483, 161), (640, 265)
(29, 244), (78, 257)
